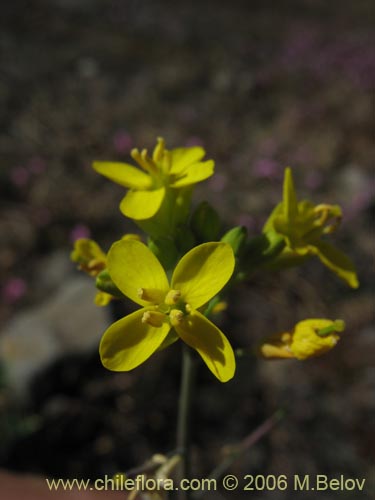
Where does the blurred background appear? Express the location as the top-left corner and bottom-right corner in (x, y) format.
(0, 0), (374, 498)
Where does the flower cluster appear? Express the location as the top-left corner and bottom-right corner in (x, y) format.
(71, 137), (358, 382)
(93, 137), (214, 238)
(100, 239), (235, 382)
(263, 167), (358, 288)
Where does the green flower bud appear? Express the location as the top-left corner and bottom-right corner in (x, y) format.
(243, 230), (285, 273)
(221, 226), (247, 256)
(174, 225), (196, 254)
(148, 236), (178, 270)
(96, 269), (124, 298)
(191, 201), (221, 242)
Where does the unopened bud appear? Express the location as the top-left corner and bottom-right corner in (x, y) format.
(221, 226), (247, 256)
(191, 201), (221, 242)
(96, 270), (123, 298)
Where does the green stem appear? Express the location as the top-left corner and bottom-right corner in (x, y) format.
(176, 344), (196, 500)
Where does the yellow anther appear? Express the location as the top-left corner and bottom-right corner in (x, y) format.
(141, 311), (165, 328)
(158, 148), (172, 175)
(137, 288), (160, 302)
(314, 204), (342, 233)
(164, 289), (182, 306)
(86, 258), (106, 276)
(130, 147), (143, 165)
(152, 137), (165, 162)
(141, 149), (159, 175)
(131, 148), (158, 175)
(169, 309), (184, 327)
(163, 150), (172, 173)
(185, 303), (192, 313)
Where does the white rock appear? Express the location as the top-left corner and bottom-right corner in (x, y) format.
(0, 276), (111, 398)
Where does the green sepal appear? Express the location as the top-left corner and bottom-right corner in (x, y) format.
(221, 226), (247, 257)
(174, 225), (196, 255)
(243, 230), (286, 273)
(95, 269), (124, 298)
(190, 201), (221, 242)
(148, 236), (178, 271)
(136, 187), (192, 240)
(262, 249), (310, 271)
(202, 295), (222, 318)
(317, 320), (345, 337)
(157, 329), (179, 351)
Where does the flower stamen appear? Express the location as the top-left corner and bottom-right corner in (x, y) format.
(142, 311), (165, 328)
(164, 289), (182, 305)
(131, 148), (158, 176)
(137, 287), (160, 302)
(152, 137), (165, 162)
(169, 309), (184, 327)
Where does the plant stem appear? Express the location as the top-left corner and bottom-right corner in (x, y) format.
(176, 344), (196, 500)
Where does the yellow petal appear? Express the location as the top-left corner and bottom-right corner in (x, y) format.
(174, 310), (235, 382)
(100, 308), (171, 371)
(93, 162), (152, 189)
(290, 319), (341, 360)
(169, 147), (206, 174)
(283, 167), (298, 221)
(313, 240), (359, 288)
(107, 239), (169, 306)
(120, 187), (165, 220)
(259, 342), (294, 359)
(172, 242), (235, 309)
(71, 238), (106, 264)
(169, 160), (214, 188)
(95, 291), (113, 307)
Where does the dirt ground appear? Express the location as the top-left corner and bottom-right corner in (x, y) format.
(0, 1), (374, 499)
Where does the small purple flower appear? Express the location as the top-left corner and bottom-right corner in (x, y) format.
(304, 171), (323, 191)
(185, 136), (204, 147)
(208, 173), (227, 193)
(112, 130), (133, 154)
(253, 158), (280, 179)
(343, 186), (375, 222)
(70, 224), (91, 243)
(2, 278), (27, 304)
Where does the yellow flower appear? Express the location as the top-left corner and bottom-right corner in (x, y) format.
(71, 238), (113, 306)
(259, 319), (345, 360)
(71, 238), (107, 277)
(93, 137), (214, 221)
(264, 167), (359, 288)
(99, 240), (236, 382)
(71, 235), (142, 307)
